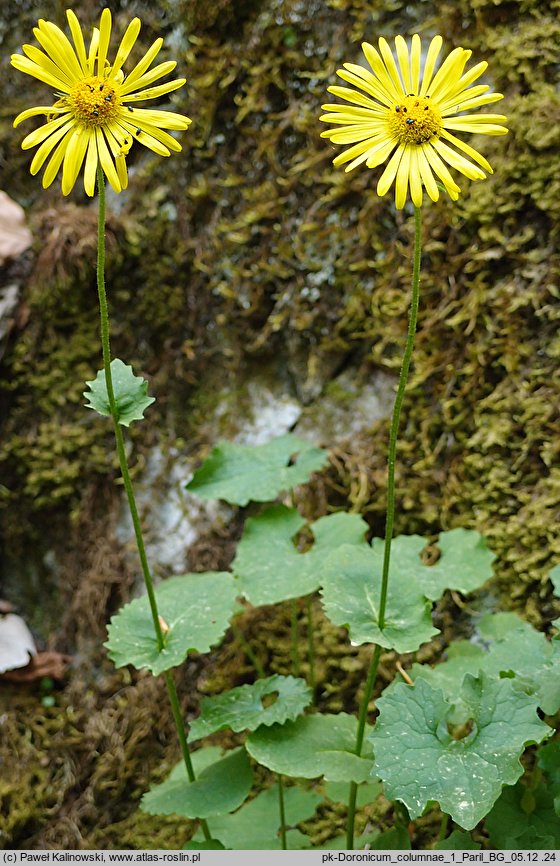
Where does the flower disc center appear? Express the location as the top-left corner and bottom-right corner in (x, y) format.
(389, 95), (442, 145)
(68, 76), (121, 126)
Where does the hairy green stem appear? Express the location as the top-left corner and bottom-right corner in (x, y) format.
(346, 206), (423, 850)
(378, 205), (422, 625)
(96, 166), (210, 841)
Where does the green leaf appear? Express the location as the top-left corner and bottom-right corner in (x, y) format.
(405, 613), (560, 715)
(233, 505), (369, 605)
(434, 830), (481, 850)
(321, 543), (438, 653)
(141, 746), (252, 819)
(186, 434), (328, 506)
(485, 781), (560, 848)
(417, 528), (496, 600)
(84, 358), (155, 426)
(195, 786), (320, 849)
(549, 563), (560, 597)
(189, 675), (312, 740)
(477, 613), (560, 715)
(105, 572), (237, 675)
(370, 674), (550, 830)
(246, 713), (374, 783)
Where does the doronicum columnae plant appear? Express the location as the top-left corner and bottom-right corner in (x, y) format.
(12, 17), (558, 852)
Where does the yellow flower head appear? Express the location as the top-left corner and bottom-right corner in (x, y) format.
(320, 35), (508, 208)
(11, 9), (192, 196)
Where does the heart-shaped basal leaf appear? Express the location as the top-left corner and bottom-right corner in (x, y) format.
(193, 785), (320, 850)
(105, 572), (237, 675)
(189, 675), (312, 741)
(404, 613), (560, 715)
(233, 505), (369, 605)
(485, 780), (560, 849)
(369, 674), (550, 830)
(186, 434), (328, 506)
(246, 713), (374, 783)
(84, 359), (155, 426)
(321, 544), (438, 653)
(415, 528), (496, 600)
(363, 530), (493, 604)
(141, 746), (252, 820)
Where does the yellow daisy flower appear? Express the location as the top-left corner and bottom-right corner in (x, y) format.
(320, 35), (508, 208)
(11, 9), (192, 197)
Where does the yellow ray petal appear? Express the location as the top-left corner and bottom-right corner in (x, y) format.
(14, 105), (67, 126)
(417, 145), (439, 201)
(378, 37), (406, 97)
(111, 17), (142, 77)
(361, 42), (403, 101)
(30, 120), (74, 174)
(116, 119), (172, 156)
(441, 91), (503, 115)
(365, 137), (398, 169)
(61, 127), (89, 195)
(443, 121), (508, 135)
(337, 68), (394, 106)
(95, 126), (121, 193)
(439, 128), (492, 172)
(96, 8), (112, 77)
(432, 138), (486, 179)
(410, 34), (421, 95)
(21, 114), (74, 150)
(121, 38), (163, 88)
(34, 19), (83, 81)
(394, 145), (411, 208)
(428, 47), (470, 101)
(11, 52), (70, 91)
(423, 142), (461, 198)
(119, 61), (177, 96)
(345, 137), (395, 171)
(22, 43), (75, 89)
(83, 131), (99, 196)
(326, 84), (387, 111)
(419, 36), (443, 96)
(122, 79), (187, 102)
(88, 27), (99, 72)
(42, 134), (70, 188)
(377, 142), (405, 197)
(66, 10), (88, 75)
(121, 107), (192, 130)
(394, 35), (411, 94)
(408, 148), (423, 207)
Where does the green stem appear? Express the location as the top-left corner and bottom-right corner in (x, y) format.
(278, 774), (288, 850)
(96, 166), (210, 839)
(306, 595), (316, 698)
(96, 165), (165, 652)
(164, 671), (212, 842)
(378, 205), (422, 628)
(346, 643), (382, 849)
(231, 620), (266, 678)
(346, 206), (423, 850)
